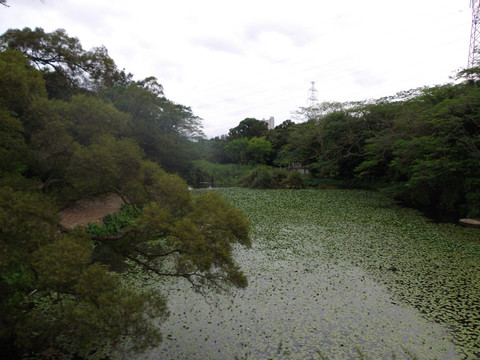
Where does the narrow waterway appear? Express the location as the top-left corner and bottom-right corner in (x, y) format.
(137, 188), (480, 359)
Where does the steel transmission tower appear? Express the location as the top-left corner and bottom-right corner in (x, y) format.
(307, 81), (319, 108)
(468, 0), (480, 68)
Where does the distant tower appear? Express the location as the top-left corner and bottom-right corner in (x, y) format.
(307, 81), (319, 108)
(468, 0), (480, 69)
(267, 116), (275, 130)
(303, 81), (320, 121)
(261, 116), (275, 130)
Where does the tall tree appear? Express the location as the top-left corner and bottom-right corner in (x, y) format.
(0, 49), (46, 116)
(107, 79), (203, 175)
(66, 137), (251, 291)
(227, 118), (268, 140)
(0, 27), (250, 359)
(0, 27), (122, 98)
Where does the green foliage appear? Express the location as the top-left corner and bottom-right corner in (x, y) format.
(23, 98), (74, 180)
(0, 48), (47, 116)
(267, 119), (296, 154)
(241, 166), (304, 189)
(0, 187), (58, 270)
(284, 171), (304, 189)
(241, 166), (274, 188)
(0, 109), (27, 176)
(16, 261), (167, 359)
(67, 135), (144, 199)
(0, 27), (122, 97)
(272, 82), (480, 218)
(224, 137), (250, 164)
(0, 187), (168, 358)
(227, 117), (268, 140)
(224, 136), (273, 165)
(0, 187), (58, 355)
(0, 27), (252, 359)
(247, 136), (273, 164)
(352, 83), (480, 218)
(106, 181), (252, 293)
(65, 94), (130, 145)
(87, 204), (140, 237)
(105, 79), (203, 177)
(176, 191), (251, 288)
(191, 160), (254, 187)
(1, 27), (203, 179)
(193, 136), (231, 164)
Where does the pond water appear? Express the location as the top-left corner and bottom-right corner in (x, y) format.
(138, 189), (480, 359)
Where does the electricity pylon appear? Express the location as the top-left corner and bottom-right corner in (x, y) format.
(307, 81), (319, 108)
(468, 0), (480, 69)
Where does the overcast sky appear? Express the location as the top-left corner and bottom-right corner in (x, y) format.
(0, 0), (472, 137)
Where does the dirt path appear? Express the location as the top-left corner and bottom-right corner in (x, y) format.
(59, 194), (123, 229)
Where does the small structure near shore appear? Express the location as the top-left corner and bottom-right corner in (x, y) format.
(286, 162), (309, 174)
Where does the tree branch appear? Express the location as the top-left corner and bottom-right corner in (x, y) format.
(123, 253), (194, 279)
(37, 178), (66, 191)
(133, 245), (183, 259)
(89, 227), (141, 241)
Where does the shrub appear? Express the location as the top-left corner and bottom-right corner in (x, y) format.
(86, 204), (139, 236)
(241, 166), (304, 189)
(302, 176), (348, 189)
(191, 160), (254, 187)
(284, 171), (304, 189)
(241, 166), (273, 189)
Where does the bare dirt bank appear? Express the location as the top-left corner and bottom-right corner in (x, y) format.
(59, 194), (123, 229)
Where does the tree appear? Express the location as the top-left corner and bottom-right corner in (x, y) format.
(1, 135), (251, 359)
(23, 98), (74, 182)
(1, 27), (205, 178)
(66, 135), (144, 202)
(351, 82), (480, 218)
(106, 79), (203, 176)
(224, 137), (250, 164)
(247, 136), (273, 164)
(123, 190), (251, 292)
(267, 119), (296, 162)
(65, 94), (130, 145)
(66, 135), (251, 291)
(227, 118), (268, 140)
(0, 187), (168, 358)
(275, 120), (323, 169)
(108, 80), (203, 140)
(0, 27), (122, 97)
(194, 137), (231, 164)
(0, 109), (27, 177)
(0, 27), (251, 358)
(292, 101), (346, 122)
(0, 187), (58, 359)
(0, 49), (46, 116)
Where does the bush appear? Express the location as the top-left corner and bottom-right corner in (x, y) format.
(191, 160), (254, 188)
(302, 176), (348, 189)
(284, 171), (304, 189)
(241, 166), (273, 189)
(241, 166), (304, 189)
(86, 204), (139, 236)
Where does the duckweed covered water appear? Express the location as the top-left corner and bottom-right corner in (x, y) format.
(140, 189), (480, 359)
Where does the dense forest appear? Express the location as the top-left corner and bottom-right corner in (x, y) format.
(1, 26), (480, 359)
(0, 27), (251, 359)
(196, 77), (480, 221)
